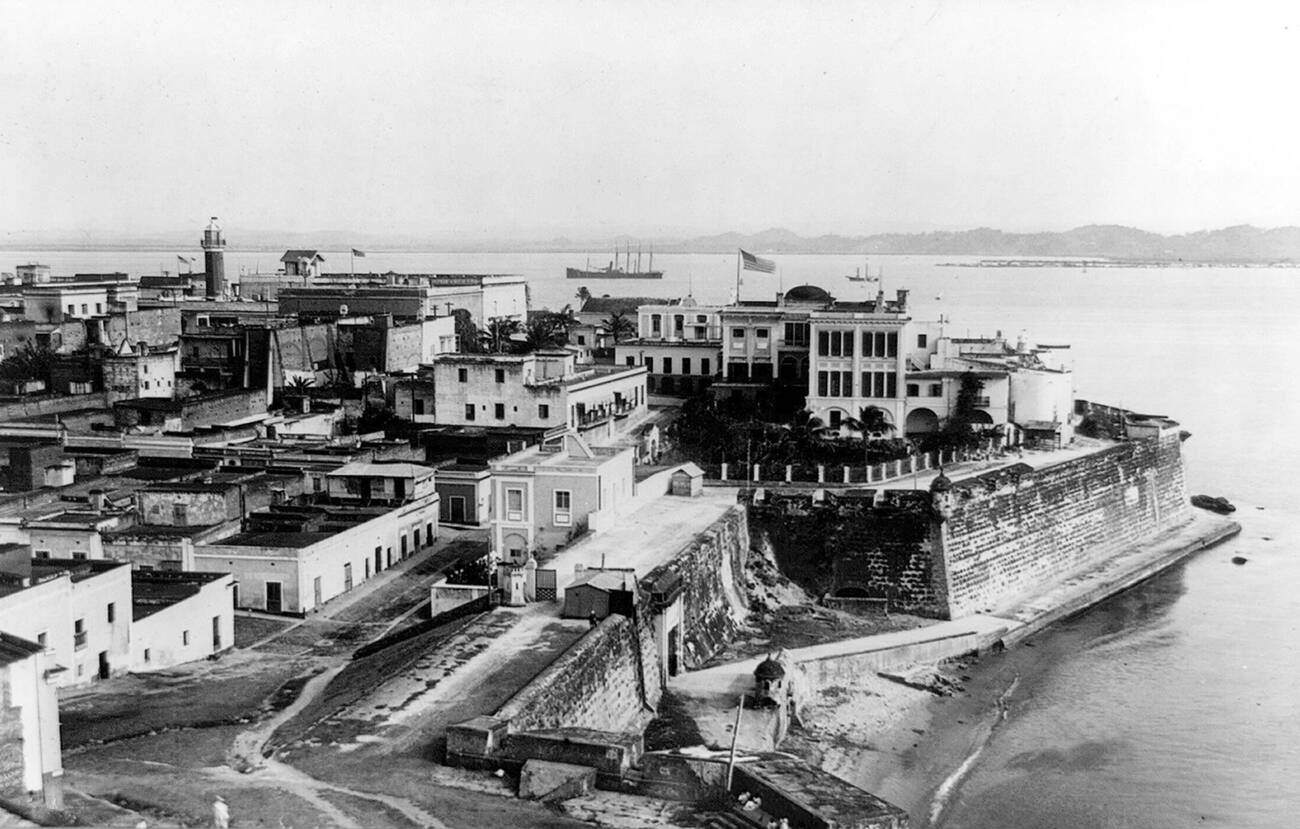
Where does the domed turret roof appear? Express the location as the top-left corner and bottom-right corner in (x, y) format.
(754, 656), (786, 680)
(784, 284), (833, 304)
(930, 470), (953, 493)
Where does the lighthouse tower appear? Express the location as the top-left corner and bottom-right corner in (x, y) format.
(201, 217), (227, 299)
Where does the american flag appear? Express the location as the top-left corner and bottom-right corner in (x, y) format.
(740, 249), (775, 273)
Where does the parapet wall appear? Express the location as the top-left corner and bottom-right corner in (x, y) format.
(938, 428), (1189, 617)
(495, 613), (657, 734)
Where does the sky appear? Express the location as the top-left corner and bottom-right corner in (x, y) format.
(2, 0), (1298, 240)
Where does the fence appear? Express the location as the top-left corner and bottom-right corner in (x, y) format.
(702, 442), (996, 488)
(535, 568), (557, 602)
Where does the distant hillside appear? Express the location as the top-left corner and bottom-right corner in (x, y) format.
(660, 224), (1300, 261)
(6, 223), (1300, 262)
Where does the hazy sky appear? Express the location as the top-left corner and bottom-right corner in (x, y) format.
(2, 1), (1298, 239)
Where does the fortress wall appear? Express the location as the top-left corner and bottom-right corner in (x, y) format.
(642, 505), (751, 669)
(749, 491), (947, 617)
(939, 429), (1190, 617)
(751, 430), (1190, 620)
(495, 613), (651, 734)
(493, 506), (749, 735)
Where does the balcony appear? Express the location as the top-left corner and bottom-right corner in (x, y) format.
(974, 396), (991, 407)
(575, 400), (637, 429)
(74, 630), (87, 650)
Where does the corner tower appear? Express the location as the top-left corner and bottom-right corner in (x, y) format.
(201, 216), (226, 299)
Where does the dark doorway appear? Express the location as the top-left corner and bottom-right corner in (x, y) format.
(97, 651), (109, 680)
(450, 496), (466, 523)
(667, 625), (680, 677)
(212, 616), (222, 650)
(266, 581), (283, 613)
(394, 478), (406, 500)
(375, 546), (383, 573)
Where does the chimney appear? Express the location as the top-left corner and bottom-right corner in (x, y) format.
(88, 489), (106, 513)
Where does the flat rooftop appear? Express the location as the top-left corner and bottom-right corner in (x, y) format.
(543, 486), (739, 584)
(132, 570), (228, 620)
(214, 530), (331, 549)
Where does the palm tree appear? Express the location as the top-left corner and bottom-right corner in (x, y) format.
(522, 316), (563, 352)
(575, 286), (592, 306)
(481, 317), (522, 353)
(604, 310), (636, 344)
(786, 409), (833, 457)
(554, 304), (580, 341)
(286, 376), (315, 393)
(846, 406), (895, 438)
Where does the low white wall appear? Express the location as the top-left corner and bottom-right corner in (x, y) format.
(588, 464), (688, 534)
(431, 583), (491, 617)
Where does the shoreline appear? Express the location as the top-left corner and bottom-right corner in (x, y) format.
(785, 512), (1242, 828)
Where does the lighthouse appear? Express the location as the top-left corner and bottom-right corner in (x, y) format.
(201, 216), (226, 299)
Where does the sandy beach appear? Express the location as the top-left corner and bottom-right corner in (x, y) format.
(782, 656), (1017, 829)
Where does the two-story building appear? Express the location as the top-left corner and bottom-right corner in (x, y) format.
(102, 339), (179, 404)
(614, 298), (723, 397)
(489, 432), (635, 562)
(393, 352), (648, 442)
(0, 555), (132, 687)
(903, 332), (1074, 441)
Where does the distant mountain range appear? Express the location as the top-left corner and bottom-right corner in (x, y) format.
(6, 224), (1300, 262)
(650, 224), (1300, 262)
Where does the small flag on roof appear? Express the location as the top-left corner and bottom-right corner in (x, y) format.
(740, 249), (775, 273)
(351, 248), (366, 257)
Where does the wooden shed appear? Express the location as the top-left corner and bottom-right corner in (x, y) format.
(670, 462), (705, 497)
(562, 569), (637, 620)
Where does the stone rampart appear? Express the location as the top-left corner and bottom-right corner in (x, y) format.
(487, 504), (750, 739)
(495, 613), (655, 734)
(938, 429), (1189, 617)
(642, 504), (750, 669)
(752, 428), (1190, 619)
(749, 490), (946, 617)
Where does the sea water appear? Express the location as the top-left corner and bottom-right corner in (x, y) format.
(4, 248), (1297, 827)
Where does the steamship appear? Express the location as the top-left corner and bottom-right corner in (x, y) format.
(566, 242), (663, 279)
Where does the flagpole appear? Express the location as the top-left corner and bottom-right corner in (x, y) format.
(350, 248), (355, 279)
(735, 250), (741, 304)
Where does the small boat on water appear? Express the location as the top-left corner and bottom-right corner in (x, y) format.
(1191, 494), (1236, 514)
(846, 260), (881, 283)
(567, 242), (663, 279)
